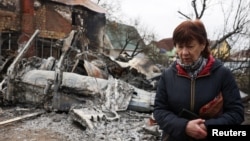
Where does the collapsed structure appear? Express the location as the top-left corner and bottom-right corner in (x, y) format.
(0, 1), (161, 138)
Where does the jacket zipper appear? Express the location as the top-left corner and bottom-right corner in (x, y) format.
(190, 74), (210, 111)
(190, 76), (195, 111)
(178, 73), (210, 112)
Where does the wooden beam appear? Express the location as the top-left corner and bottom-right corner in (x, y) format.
(0, 111), (45, 127)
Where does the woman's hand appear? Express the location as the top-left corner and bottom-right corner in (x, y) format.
(185, 118), (207, 139)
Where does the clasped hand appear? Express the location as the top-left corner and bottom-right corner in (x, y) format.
(185, 118), (207, 139)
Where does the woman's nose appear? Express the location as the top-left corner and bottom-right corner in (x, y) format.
(182, 47), (189, 54)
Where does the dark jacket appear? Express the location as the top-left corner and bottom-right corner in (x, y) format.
(153, 56), (244, 141)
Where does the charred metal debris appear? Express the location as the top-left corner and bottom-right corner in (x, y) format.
(0, 0), (162, 139)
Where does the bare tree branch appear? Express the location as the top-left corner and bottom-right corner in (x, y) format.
(212, 0), (250, 49)
(177, 11), (191, 20)
(198, 0), (207, 19)
(179, 0), (207, 20)
(211, 30), (240, 49)
(192, 0), (199, 18)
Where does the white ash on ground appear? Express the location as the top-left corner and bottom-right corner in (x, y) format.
(0, 107), (161, 141)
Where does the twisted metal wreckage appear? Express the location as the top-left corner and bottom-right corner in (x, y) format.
(0, 29), (160, 133)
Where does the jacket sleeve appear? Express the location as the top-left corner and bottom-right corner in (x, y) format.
(153, 70), (189, 138)
(205, 67), (245, 126)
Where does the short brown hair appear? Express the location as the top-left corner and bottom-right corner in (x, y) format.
(172, 19), (210, 58)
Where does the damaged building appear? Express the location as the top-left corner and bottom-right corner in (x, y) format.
(0, 0), (106, 58)
(0, 0), (162, 140)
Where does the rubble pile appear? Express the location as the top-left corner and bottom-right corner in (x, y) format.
(0, 29), (162, 141)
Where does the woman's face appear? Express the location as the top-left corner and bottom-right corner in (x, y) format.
(175, 40), (205, 65)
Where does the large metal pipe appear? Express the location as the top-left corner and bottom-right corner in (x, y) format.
(5, 29), (40, 101)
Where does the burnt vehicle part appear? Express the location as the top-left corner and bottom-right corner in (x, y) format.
(1, 31), (155, 114)
(5, 29), (40, 102)
(15, 69), (154, 112)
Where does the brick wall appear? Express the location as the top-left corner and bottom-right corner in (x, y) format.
(35, 4), (72, 39)
(0, 12), (20, 32)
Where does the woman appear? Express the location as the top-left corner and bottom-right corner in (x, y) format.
(153, 19), (244, 141)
